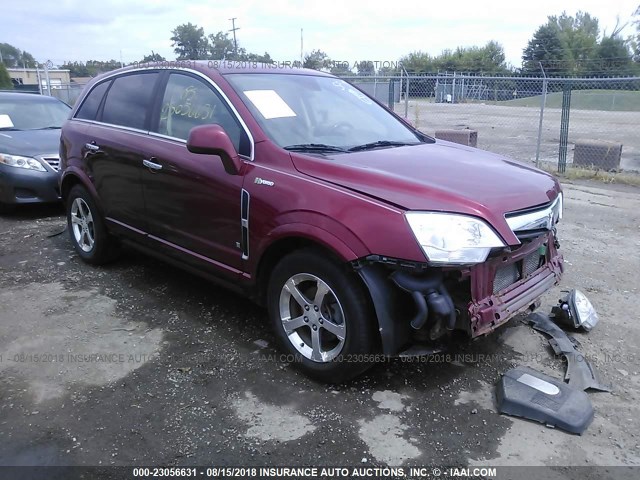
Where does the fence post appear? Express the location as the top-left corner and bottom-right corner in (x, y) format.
(535, 64), (548, 168)
(403, 69), (410, 119)
(35, 66), (43, 95)
(43, 61), (52, 96)
(558, 81), (572, 173)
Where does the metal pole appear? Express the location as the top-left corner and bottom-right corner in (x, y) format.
(404, 68), (409, 119)
(535, 62), (547, 167)
(452, 72), (456, 103)
(229, 18), (239, 57)
(35, 65), (43, 94)
(44, 61), (52, 96)
(558, 82), (572, 173)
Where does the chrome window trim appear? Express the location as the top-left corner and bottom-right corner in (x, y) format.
(72, 117), (149, 136)
(505, 194), (562, 233)
(72, 67), (255, 161)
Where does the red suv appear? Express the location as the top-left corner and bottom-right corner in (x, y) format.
(60, 62), (563, 382)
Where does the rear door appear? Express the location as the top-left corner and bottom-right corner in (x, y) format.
(81, 71), (160, 236)
(141, 71), (252, 273)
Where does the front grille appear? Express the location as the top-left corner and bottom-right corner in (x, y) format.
(493, 250), (546, 294)
(42, 156), (60, 171)
(523, 251), (543, 277)
(493, 264), (520, 293)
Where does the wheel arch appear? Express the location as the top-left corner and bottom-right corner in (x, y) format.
(255, 234), (348, 305)
(60, 169), (100, 208)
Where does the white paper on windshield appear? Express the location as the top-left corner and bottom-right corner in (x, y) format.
(0, 114), (14, 129)
(244, 90), (296, 119)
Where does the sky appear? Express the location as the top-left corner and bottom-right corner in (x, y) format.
(2, 0), (638, 69)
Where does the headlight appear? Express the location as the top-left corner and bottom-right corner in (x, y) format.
(0, 153), (47, 172)
(552, 289), (599, 331)
(405, 212), (505, 265)
(554, 192), (563, 222)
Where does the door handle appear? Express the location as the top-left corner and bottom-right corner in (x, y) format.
(85, 142), (100, 151)
(143, 158), (162, 171)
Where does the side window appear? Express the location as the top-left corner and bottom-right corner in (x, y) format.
(154, 73), (249, 156)
(102, 72), (159, 130)
(75, 81), (110, 120)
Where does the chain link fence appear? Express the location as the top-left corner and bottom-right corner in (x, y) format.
(48, 82), (87, 106)
(341, 74), (640, 174)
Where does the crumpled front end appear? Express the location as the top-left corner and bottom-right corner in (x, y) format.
(356, 210), (564, 356)
(466, 230), (563, 337)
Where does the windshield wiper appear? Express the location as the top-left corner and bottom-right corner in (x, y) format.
(34, 126), (62, 130)
(284, 143), (349, 153)
(0, 127), (21, 131)
(348, 140), (417, 152)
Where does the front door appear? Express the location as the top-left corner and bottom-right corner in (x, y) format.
(141, 72), (252, 274)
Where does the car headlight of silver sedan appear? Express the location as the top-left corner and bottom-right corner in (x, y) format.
(0, 153), (47, 172)
(405, 212), (505, 265)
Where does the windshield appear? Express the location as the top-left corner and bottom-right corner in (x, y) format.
(225, 74), (422, 151)
(0, 97), (71, 130)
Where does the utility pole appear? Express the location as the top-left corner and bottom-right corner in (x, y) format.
(300, 28), (303, 65)
(229, 18), (240, 57)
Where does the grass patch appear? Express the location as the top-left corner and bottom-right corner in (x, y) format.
(502, 89), (640, 111)
(539, 163), (640, 186)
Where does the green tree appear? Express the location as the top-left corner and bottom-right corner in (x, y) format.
(356, 60), (375, 76)
(522, 11), (634, 76)
(171, 23), (209, 60)
(398, 51), (435, 73)
(243, 52), (273, 63)
(208, 32), (236, 59)
(0, 43), (37, 68)
(0, 63), (13, 89)
(141, 51), (166, 63)
(399, 41), (509, 74)
(329, 62), (352, 75)
(596, 33), (635, 75)
(303, 49), (331, 70)
(60, 61), (90, 77)
(555, 11), (599, 74)
(522, 23), (570, 75)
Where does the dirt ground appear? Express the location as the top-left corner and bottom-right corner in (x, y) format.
(0, 180), (639, 478)
(399, 101), (640, 172)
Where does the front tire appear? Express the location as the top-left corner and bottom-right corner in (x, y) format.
(267, 249), (377, 383)
(66, 185), (119, 264)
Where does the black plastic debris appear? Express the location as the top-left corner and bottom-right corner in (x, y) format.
(497, 366), (594, 434)
(528, 312), (611, 392)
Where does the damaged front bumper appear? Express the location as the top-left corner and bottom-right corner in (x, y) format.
(356, 231), (563, 355)
(468, 231), (563, 337)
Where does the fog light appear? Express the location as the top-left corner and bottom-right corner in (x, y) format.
(553, 289), (599, 331)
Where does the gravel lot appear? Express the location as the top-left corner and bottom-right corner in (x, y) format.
(403, 102), (640, 172)
(0, 180), (639, 478)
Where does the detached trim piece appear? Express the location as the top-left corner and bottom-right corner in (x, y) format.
(528, 312), (611, 392)
(497, 366), (594, 435)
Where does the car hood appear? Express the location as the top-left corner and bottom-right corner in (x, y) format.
(290, 140), (560, 241)
(0, 129), (61, 157)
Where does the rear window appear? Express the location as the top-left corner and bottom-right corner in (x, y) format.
(75, 81), (111, 121)
(102, 73), (159, 130)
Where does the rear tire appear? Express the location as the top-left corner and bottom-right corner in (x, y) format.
(267, 248), (377, 383)
(66, 185), (120, 264)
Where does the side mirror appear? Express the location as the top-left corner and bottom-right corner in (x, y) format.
(186, 124), (243, 175)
